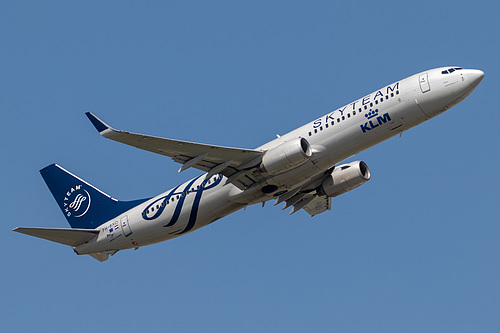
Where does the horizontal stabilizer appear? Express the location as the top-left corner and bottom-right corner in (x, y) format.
(13, 227), (99, 247)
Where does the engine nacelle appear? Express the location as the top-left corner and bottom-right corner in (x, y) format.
(260, 137), (312, 174)
(319, 161), (371, 197)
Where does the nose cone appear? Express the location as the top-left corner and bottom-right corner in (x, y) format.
(467, 69), (485, 89)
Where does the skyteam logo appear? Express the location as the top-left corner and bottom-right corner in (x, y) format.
(142, 174), (223, 235)
(63, 185), (91, 218)
(360, 109), (392, 133)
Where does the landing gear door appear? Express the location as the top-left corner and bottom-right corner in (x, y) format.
(419, 73), (431, 93)
(121, 215), (132, 237)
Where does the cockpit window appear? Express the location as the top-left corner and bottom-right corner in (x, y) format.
(442, 67), (463, 74)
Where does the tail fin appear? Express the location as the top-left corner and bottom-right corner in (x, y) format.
(40, 164), (148, 229)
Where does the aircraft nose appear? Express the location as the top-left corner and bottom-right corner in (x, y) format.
(467, 69), (484, 89)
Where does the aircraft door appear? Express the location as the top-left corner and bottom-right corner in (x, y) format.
(121, 215), (132, 237)
(419, 73), (431, 93)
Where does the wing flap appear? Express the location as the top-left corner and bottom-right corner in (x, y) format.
(13, 227), (99, 247)
(303, 196), (331, 217)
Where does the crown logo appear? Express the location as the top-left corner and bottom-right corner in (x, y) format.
(365, 109), (379, 120)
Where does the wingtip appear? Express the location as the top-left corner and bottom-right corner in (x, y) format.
(85, 112), (111, 133)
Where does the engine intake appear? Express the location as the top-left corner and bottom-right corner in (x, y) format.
(260, 137), (312, 174)
(319, 161), (371, 197)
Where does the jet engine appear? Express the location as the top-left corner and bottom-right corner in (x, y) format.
(259, 137), (312, 174)
(318, 161), (371, 197)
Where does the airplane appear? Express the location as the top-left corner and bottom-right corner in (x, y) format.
(13, 66), (484, 262)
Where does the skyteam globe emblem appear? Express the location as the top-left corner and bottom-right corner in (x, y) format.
(63, 185), (91, 218)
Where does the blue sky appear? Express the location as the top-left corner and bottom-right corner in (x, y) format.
(2, 1), (499, 332)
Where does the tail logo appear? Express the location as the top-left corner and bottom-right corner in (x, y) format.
(63, 185), (91, 218)
(69, 194), (86, 211)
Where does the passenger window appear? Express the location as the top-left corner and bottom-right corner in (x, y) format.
(342, 116), (345, 120)
(308, 131), (311, 136)
(391, 93), (394, 97)
(353, 110), (356, 115)
(314, 129), (317, 134)
(375, 100), (378, 104)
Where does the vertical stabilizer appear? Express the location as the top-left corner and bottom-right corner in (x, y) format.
(40, 164), (148, 229)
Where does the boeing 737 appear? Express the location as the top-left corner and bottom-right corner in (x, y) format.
(14, 66), (484, 261)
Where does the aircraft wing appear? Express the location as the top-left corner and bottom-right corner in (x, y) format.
(86, 113), (264, 189)
(266, 169), (331, 216)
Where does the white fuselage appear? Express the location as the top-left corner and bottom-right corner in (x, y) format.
(75, 67), (483, 255)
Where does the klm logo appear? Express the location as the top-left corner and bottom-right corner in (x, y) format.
(360, 109), (392, 133)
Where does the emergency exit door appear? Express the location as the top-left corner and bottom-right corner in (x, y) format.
(121, 215), (132, 237)
(419, 73), (431, 93)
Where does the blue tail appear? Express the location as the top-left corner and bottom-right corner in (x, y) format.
(40, 164), (149, 229)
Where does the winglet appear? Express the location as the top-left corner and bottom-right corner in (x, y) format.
(85, 112), (112, 133)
